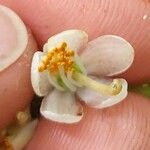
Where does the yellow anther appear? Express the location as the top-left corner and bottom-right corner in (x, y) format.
(61, 62), (65, 65)
(66, 50), (75, 56)
(60, 42), (67, 49)
(54, 48), (60, 53)
(48, 50), (55, 56)
(38, 42), (75, 74)
(67, 60), (74, 65)
(38, 63), (46, 72)
(42, 55), (49, 65)
(47, 52), (52, 59)
(49, 63), (58, 72)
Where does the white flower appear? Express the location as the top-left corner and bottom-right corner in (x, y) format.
(31, 30), (134, 124)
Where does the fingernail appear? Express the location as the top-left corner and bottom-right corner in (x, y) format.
(0, 5), (28, 71)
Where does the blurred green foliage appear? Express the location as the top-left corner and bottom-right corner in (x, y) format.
(129, 83), (150, 98)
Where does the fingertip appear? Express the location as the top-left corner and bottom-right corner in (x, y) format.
(27, 93), (150, 150)
(0, 5), (38, 128)
(0, 32), (37, 129)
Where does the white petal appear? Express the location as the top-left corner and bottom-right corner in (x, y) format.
(40, 89), (83, 123)
(43, 30), (88, 53)
(81, 35), (134, 76)
(31, 51), (52, 96)
(77, 77), (128, 109)
(0, 5), (28, 71)
(10, 120), (38, 150)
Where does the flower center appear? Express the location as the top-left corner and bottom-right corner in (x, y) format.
(38, 42), (75, 74)
(38, 42), (122, 96)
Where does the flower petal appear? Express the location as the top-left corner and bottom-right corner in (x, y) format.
(43, 30), (88, 53)
(77, 77), (128, 109)
(81, 35), (134, 76)
(31, 51), (52, 96)
(40, 89), (83, 123)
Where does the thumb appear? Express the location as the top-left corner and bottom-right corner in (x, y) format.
(0, 5), (37, 129)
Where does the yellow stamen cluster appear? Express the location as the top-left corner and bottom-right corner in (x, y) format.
(38, 42), (75, 74)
